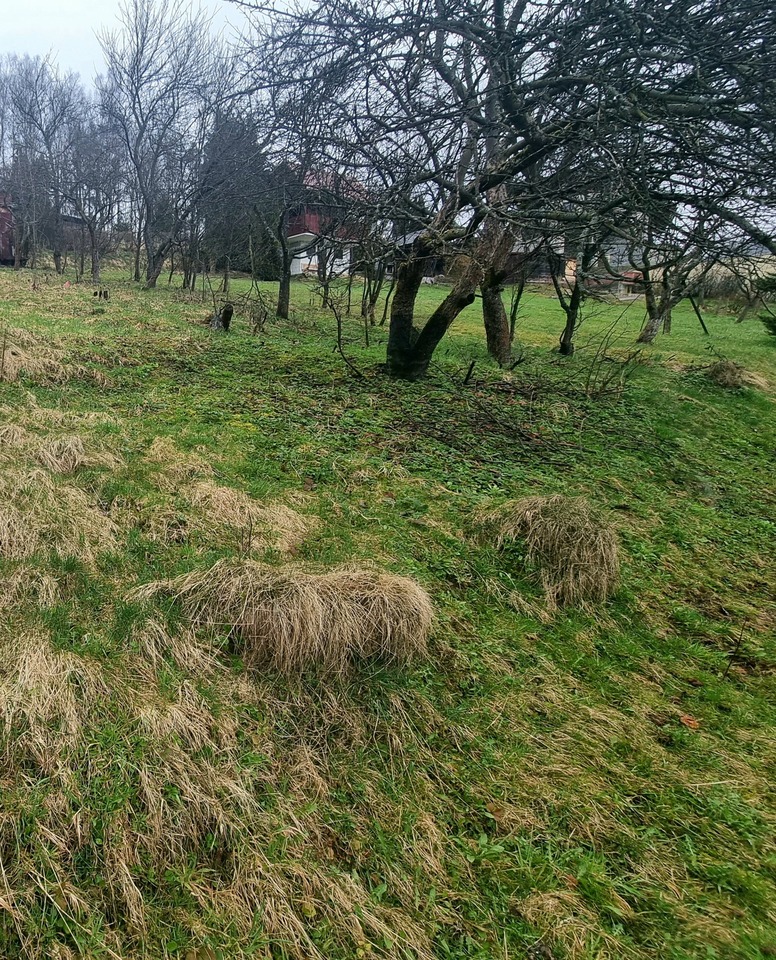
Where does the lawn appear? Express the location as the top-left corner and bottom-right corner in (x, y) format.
(0, 267), (774, 960)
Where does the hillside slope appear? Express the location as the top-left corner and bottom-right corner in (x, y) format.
(0, 271), (774, 960)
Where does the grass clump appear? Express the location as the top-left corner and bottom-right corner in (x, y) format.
(35, 435), (121, 474)
(0, 469), (117, 562)
(707, 359), (746, 388)
(145, 435), (214, 488)
(133, 559), (434, 675)
(0, 423), (29, 447)
(486, 494), (620, 608)
(0, 327), (67, 383)
(705, 358), (768, 390)
(188, 481), (317, 553)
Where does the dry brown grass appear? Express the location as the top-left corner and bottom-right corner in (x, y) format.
(0, 566), (60, 613)
(36, 435), (89, 473)
(484, 495), (620, 607)
(132, 559), (434, 675)
(35, 435), (122, 475)
(145, 435), (214, 489)
(519, 889), (623, 959)
(0, 469), (117, 562)
(0, 635), (109, 762)
(0, 628), (443, 960)
(131, 616), (219, 674)
(108, 483), (315, 553)
(188, 481), (317, 553)
(0, 397), (112, 430)
(0, 327), (67, 383)
(0, 423), (30, 447)
(705, 359), (769, 390)
(707, 359), (746, 388)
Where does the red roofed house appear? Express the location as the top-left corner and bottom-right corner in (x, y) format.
(285, 171), (363, 277)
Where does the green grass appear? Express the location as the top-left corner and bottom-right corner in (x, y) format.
(0, 267), (774, 960)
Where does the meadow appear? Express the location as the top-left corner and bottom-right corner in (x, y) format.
(0, 267), (774, 960)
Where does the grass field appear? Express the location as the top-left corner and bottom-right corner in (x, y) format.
(0, 267), (774, 960)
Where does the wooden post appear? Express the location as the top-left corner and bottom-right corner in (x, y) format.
(689, 295), (709, 335)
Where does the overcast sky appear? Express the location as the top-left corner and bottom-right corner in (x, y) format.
(0, 0), (248, 85)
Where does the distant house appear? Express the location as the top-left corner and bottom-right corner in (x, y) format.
(505, 235), (571, 284)
(286, 205), (354, 277)
(564, 238), (644, 299)
(285, 171), (369, 278)
(0, 193), (16, 266)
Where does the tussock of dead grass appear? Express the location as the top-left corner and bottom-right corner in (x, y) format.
(188, 481), (317, 553)
(706, 359), (747, 388)
(0, 469), (117, 561)
(35, 435), (122, 475)
(0, 327), (67, 383)
(1, 397), (112, 430)
(131, 616), (219, 674)
(0, 327), (108, 386)
(0, 624), (445, 959)
(519, 890), (622, 960)
(0, 565), (60, 613)
(109, 483), (315, 553)
(0, 423), (30, 447)
(705, 359), (768, 390)
(484, 494), (620, 607)
(0, 635), (110, 771)
(132, 559), (434, 674)
(109, 495), (190, 545)
(145, 435), (214, 490)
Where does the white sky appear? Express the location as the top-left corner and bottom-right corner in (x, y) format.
(0, 0), (248, 85)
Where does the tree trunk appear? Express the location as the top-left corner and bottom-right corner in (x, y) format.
(481, 273), (511, 366)
(79, 225), (86, 279)
(145, 241), (172, 289)
(52, 194), (65, 274)
(509, 277), (526, 342)
(380, 275), (396, 326)
(558, 281), (583, 355)
(13, 225), (25, 270)
(386, 249), (428, 376)
(362, 262), (385, 325)
(88, 224), (100, 283)
(317, 243), (331, 308)
(478, 207), (514, 365)
(277, 268), (291, 320)
(638, 309), (669, 343)
(387, 251), (481, 379)
(133, 218), (143, 282)
(638, 280), (667, 343)
(276, 210), (292, 320)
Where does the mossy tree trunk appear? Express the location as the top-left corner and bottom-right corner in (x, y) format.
(386, 245), (482, 379)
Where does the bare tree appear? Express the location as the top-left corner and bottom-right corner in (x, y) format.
(98, 0), (216, 288)
(59, 100), (126, 282)
(237, 0), (776, 378)
(5, 55), (81, 273)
